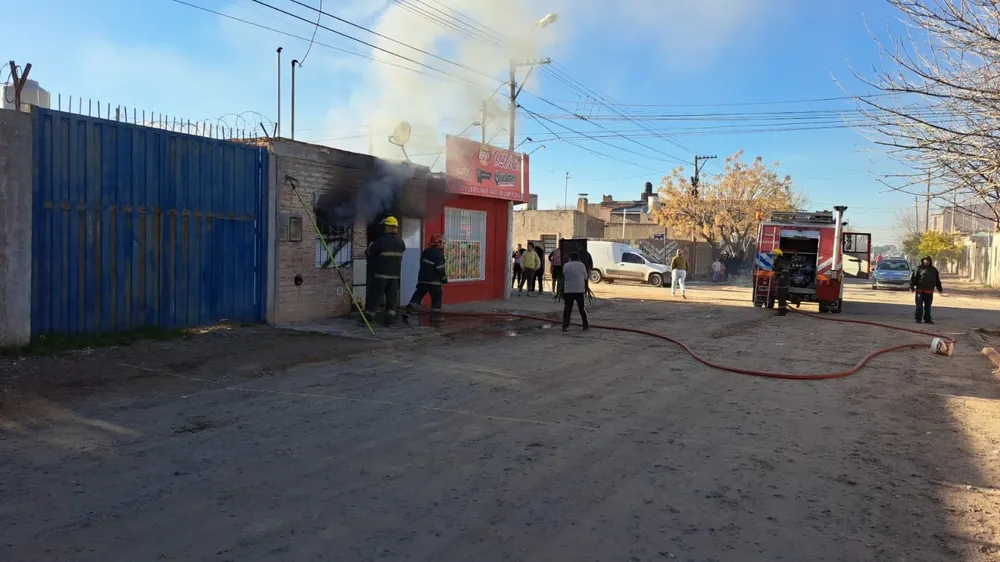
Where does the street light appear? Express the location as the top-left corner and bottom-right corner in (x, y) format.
(515, 137), (533, 150)
(429, 120), (482, 170)
(528, 144), (546, 155)
(537, 13), (558, 29)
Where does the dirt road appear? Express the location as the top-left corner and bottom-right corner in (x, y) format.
(2, 281), (999, 561)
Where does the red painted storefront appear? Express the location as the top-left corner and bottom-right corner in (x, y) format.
(423, 195), (510, 304)
(420, 135), (529, 305)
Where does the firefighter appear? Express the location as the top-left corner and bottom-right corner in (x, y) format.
(772, 248), (790, 316)
(405, 234), (448, 322)
(364, 216), (406, 326)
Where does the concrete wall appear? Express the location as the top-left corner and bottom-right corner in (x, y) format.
(513, 210), (604, 246)
(265, 139), (427, 324)
(0, 109), (33, 345)
(603, 223), (667, 240)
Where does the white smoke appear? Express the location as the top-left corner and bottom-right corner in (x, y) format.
(315, 0), (779, 162)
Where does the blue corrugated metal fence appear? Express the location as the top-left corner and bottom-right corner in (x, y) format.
(31, 108), (268, 335)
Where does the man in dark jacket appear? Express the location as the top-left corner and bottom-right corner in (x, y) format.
(406, 234), (448, 321)
(365, 216), (406, 326)
(910, 256), (943, 324)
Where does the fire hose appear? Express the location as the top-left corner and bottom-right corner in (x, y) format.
(417, 308), (955, 381)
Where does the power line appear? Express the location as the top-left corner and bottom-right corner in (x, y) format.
(282, 0), (501, 84)
(244, 0), (498, 87)
(520, 106), (667, 173)
(536, 94), (893, 108)
(520, 90), (686, 164)
(169, 0), (472, 85)
(297, 0), (323, 65)
(379, 0), (700, 161)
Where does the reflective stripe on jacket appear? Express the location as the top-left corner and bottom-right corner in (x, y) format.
(367, 233), (406, 280)
(417, 246), (448, 285)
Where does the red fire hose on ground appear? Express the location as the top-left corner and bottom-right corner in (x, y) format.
(431, 308), (954, 381)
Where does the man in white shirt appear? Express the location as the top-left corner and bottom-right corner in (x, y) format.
(561, 253), (590, 332)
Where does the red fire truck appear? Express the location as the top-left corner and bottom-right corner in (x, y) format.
(752, 206), (848, 313)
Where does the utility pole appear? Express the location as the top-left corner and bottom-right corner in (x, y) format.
(924, 170), (931, 232)
(276, 47), (283, 138)
(507, 57), (551, 150)
(564, 172), (571, 208)
(914, 196), (920, 230)
(367, 123), (373, 155)
(290, 59), (299, 140)
(481, 100), (488, 144)
(690, 155), (717, 277)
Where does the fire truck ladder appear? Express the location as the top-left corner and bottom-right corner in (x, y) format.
(768, 210), (836, 225)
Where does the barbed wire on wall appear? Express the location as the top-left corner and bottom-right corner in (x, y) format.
(44, 92), (279, 141)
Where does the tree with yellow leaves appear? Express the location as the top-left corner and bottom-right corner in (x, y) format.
(651, 150), (802, 259)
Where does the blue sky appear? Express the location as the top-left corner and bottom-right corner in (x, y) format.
(8, 0), (915, 244)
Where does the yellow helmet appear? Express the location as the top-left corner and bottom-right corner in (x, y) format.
(771, 248), (783, 257)
(382, 216), (399, 227)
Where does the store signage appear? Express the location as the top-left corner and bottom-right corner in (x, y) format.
(445, 135), (529, 202)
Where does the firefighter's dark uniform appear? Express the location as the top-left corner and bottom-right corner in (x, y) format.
(365, 232), (406, 325)
(407, 245), (448, 316)
(773, 253), (790, 316)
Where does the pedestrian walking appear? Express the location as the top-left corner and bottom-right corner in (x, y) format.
(518, 242), (540, 295)
(561, 252), (590, 332)
(712, 258), (723, 282)
(405, 234), (448, 322)
(670, 249), (688, 298)
(364, 216), (406, 326)
(910, 256), (943, 324)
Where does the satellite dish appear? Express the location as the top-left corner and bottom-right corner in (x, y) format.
(389, 121), (412, 146)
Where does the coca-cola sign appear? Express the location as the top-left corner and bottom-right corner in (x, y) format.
(492, 149), (520, 171)
(445, 135), (529, 202)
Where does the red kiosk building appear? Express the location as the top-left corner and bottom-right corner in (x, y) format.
(422, 135), (529, 304)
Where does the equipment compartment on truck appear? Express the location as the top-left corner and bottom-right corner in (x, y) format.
(752, 206), (848, 313)
(779, 232), (819, 294)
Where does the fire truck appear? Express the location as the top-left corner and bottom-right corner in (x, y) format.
(752, 206), (848, 313)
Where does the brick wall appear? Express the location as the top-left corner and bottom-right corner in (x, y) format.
(265, 139), (429, 324)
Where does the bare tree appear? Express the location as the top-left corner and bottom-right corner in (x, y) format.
(848, 0), (1000, 228)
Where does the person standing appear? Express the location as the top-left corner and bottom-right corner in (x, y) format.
(561, 253), (590, 332)
(364, 216), (406, 326)
(512, 244), (523, 288)
(711, 258), (723, 282)
(549, 243), (563, 296)
(772, 248), (790, 316)
(518, 242), (540, 295)
(910, 256), (943, 324)
(534, 244), (546, 294)
(670, 249), (688, 298)
(405, 234), (448, 322)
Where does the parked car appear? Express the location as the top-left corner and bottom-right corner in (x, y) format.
(587, 240), (668, 287)
(871, 259), (911, 290)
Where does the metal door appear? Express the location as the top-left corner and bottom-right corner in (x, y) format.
(400, 218), (422, 305)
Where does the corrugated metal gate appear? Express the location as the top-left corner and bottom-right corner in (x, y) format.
(31, 108), (268, 335)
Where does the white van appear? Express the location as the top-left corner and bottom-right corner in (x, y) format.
(586, 240), (668, 287)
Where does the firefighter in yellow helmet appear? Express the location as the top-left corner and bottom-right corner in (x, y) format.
(772, 248), (790, 316)
(364, 216), (406, 326)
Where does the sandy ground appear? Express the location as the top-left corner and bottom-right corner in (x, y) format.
(2, 279), (999, 561)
